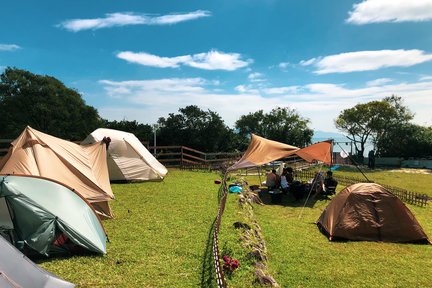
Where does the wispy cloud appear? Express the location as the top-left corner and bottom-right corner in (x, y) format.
(263, 86), (300, 94)
(97, 77), (432, 130)
(366, 78), (393, 86)
(278, 62), (290, 70)
(301, 49), (432, 74)
(347, 0), (432, 24)
(419, 75), (432, 81)
(117, 50), (252, 71)
(248, 72), (265, 82)
(0, 44), (21, 51)
(58, 10), (211, 32)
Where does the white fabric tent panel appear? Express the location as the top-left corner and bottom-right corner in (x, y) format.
(82, 128), (168, 181)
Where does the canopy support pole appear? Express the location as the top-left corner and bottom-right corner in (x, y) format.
(336, 143), (371, 182)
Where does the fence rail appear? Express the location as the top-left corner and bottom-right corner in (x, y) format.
(295, 170), (430, 207)
(148, 145), (243, 170)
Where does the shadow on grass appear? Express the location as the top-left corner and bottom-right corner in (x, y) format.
(258, 189), (325, 208)
(32, 251), (102, 264)
(199, 184), (225, 288)
(200, 218), (217, 288)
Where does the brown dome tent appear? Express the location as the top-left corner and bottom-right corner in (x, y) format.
(317, 183), (429, 243)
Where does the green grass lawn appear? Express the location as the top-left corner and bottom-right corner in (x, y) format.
(36, 168), (432, 287)
(226, 168), (432, 287)
(333, 166), (432, 196)
(38, 169), (220, 287)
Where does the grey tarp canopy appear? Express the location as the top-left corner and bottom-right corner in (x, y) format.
(0, 174), (107, 257)
(0, 235), (75, 287)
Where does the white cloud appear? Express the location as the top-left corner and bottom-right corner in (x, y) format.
(117, 51), (191, 68)
(419, 75), (432, 81)
(97, 78), (432, 131)
(347, 0), (432, 24)
(234, 84), (259, 94)
(248, 72), (265, 82)
(186, 50), (252, 71)
(59, 11), (211, 32)
(366, 78), (393, 86)
(278, 62), (290, 69)
(299, 58), (317, 66)
(0, 44), (21, 51)
(150, 10), (211, 25)
(263, 86), (300, 94)
(301, 49), (432, 74)
(117, 50), (252, 71)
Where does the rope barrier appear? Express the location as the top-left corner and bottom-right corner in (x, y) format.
(212, 173), (228, 288)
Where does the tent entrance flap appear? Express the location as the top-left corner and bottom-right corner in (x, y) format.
(0, 198), (14, 230)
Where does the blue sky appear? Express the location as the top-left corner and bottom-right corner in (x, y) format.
(2, 0), (432, 133)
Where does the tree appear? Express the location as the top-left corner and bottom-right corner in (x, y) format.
(157, 105), (237, 152)
(235, 107), (313, 147)
(0, 67), (103, 140)
(335, 96), (413, 158)
(102, 119), (153, 142)
(377, 123), (432, 158)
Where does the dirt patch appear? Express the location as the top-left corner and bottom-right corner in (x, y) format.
(388, 168), (432, 174)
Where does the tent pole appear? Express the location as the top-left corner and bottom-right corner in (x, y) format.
(258, 166), (262, 185)
(330, 139), (334, 168)
(298, 163), (324, 220)
(336, 142), (371, 182)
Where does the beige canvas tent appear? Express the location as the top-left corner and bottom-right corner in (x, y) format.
(0, 126), (114, 218)
(317, 183), (429, 243)
(82, 128), (168, 181)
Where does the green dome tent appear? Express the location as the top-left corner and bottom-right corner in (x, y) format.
(0, 174), (107, 256)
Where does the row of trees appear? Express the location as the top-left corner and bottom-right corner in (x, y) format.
(1, 67), (431, 157)
(0, 68), (312, 152)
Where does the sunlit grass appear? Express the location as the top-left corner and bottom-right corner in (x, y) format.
(38, 169), (220, 287)
(36, 168), (432, 287)
(226, 168), (432, 287)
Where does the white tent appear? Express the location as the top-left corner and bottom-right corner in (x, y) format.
(82, 128), (168, 181)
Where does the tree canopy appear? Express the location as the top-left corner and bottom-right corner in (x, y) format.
(156, 105), (238, 152)
(335, 96), (413, 158)
(0, 67), (102, 140)
(376, 123), (432, 158)
(102, 119), (153, 142)
(235, 107), (313, 148)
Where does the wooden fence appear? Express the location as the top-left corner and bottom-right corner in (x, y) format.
(295, 170), (430, 207)
(149, 145), (242, 170)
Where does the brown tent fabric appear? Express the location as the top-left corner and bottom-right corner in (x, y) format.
(0, 126), (114, 218)
(227, 135), (332, 171)
(295, 140), (332, 165)
(317, 183), (429, 243)
(227, 134), (299, 171)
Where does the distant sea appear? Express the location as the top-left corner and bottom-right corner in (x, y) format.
(312, 131), (373, 156)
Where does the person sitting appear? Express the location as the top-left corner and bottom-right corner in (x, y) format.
(285, 167), (294, 184)
(280, 168), (289, 194)
(323, 171), (338, 195)
(265, 169), (279, 191)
